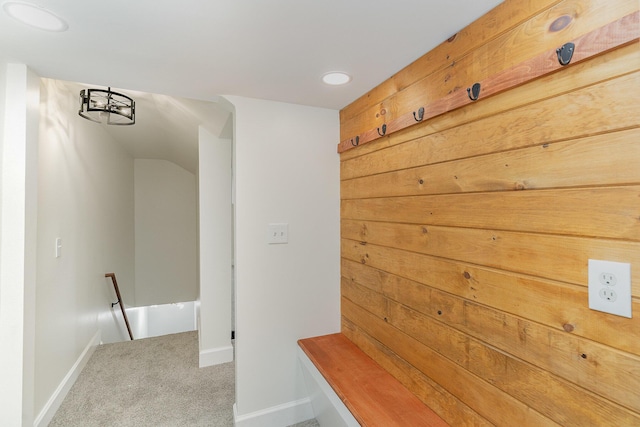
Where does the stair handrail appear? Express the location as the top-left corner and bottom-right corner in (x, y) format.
(105, 273), (134, 340)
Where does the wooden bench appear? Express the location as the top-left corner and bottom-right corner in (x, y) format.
(298, 333), (449, 427)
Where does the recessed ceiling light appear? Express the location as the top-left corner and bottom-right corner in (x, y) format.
(3, 2), (68, 32)
(322, 72), (351, 86)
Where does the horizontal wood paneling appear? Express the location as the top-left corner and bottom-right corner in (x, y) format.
(342, 244), (640, 355)
(342, 186), (640, 241)
(342, 70), (640, 177)
(340, 0), (564, 124)
(341, 129), (640, 199)
(344, 283), (639, 424)
(339, 0), (640, 424)
(340, 41), (639, 162)
(342, 319), (493, 427)
(342, 297), (560, 427)
(341, 220), (640, 291)
(340, 0), (639, 142)
(342, 274), (640, 412)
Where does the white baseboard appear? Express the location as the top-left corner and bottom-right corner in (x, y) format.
(199, 344), (234, 368)
(233, 398), (314, 427)
(33, 330), (101, 427)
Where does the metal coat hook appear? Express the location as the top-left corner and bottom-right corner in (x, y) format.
(377, 124), (387, 137)
(351, 136), (360, 147)
(556, 42), (575, 66)
(413, 107), (425, 122)
(467, 83), (481, 101)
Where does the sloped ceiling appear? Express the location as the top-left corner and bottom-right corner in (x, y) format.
(59, 80), (231, 173)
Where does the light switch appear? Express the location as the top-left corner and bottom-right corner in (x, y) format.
(267, 223), (288, 244)
(55, 238), (62, 258)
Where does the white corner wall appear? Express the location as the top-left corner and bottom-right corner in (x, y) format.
(226, 96), (340, 427)
(134, 159), (197, 306)
(34, 78), (135, 422)
(198, 127), (233, 367)
(0, 63), (39, 426)
(0, 62), (5, 205)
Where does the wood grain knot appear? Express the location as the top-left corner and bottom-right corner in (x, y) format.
(581, 353), (587, 359)
(447, 33), (458, 43)
(463, 271), (471, 279)
(419, 179), (424, 184)
(422, 227), (428, 234)
(380, 109), (387, 116)
(563, 323), (575, 332)
(437, 310), (442, 315)
(384, 317), (388, 322)
(549, 15), (573, 32)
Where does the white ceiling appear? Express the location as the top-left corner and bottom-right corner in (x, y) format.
(1, 0), (502, 171)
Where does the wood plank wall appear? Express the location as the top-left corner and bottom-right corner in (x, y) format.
(339, 0), (640, 425)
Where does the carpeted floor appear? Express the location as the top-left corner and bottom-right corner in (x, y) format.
(289, 420), (320, 427)
(50, 331), (234, 426)
(50, 331), (319, 427)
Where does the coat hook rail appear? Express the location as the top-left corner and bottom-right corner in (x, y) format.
(337, 10), (638, 153)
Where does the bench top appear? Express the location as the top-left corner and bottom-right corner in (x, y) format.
(298, 333), (449, 427)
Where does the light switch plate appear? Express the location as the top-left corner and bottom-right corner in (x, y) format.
(55, 238), (62, 258)
(267, 223), (288, 244)
(588, 259), (632, 318)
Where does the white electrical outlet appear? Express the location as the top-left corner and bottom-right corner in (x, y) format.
(588, 259), (632, 318)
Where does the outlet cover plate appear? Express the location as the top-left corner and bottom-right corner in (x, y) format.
(588, 259), (632, 318)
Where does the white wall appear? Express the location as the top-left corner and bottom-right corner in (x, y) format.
(0, 62), (5, 219)
(0, 63), (40, 426)
(198, 128), (233, 367)
(134, 159), (197, 306)
(227, 96), (340, 426)
(34, 78), (135, 419)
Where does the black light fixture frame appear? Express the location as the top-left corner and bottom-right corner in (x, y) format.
(78, 87), (135, 125)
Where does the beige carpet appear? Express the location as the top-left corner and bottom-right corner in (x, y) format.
(50, 331), (320, 427)
(50, 331), (235, 426)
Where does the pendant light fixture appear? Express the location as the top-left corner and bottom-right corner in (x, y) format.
(78, 87), (136, 125)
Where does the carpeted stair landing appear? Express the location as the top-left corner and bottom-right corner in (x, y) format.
(50, 331), (235, 426)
